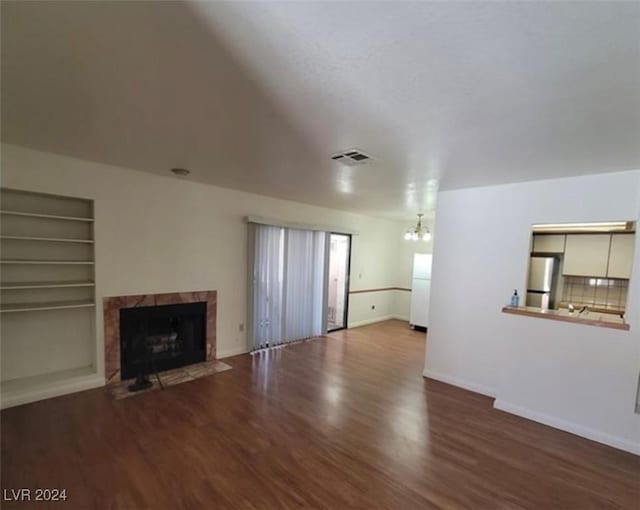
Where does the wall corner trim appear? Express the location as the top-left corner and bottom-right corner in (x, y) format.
(493, 399), (640, 456)
(422, 369), (496, 398)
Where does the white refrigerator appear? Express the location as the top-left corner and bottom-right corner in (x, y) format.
(410, 253), (432, 329)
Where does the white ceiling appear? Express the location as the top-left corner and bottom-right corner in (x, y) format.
(2, 1), (639, 220)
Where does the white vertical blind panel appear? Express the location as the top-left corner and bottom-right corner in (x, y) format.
(251, 226), (326, 350)
(252, 225), (284, 350)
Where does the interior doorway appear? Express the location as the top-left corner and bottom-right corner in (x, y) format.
(327, 233), (351, 331)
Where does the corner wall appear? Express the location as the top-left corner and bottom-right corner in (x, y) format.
(425, 170), (640, 453)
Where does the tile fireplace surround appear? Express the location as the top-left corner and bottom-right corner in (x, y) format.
(103, 290), (217, 383)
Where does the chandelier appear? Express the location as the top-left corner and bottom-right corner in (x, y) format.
(404, 213), (431, 241)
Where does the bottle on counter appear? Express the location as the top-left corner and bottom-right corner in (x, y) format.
(510, 289), (520, 307)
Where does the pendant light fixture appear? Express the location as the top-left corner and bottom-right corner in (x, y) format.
(404, 213), (431, 241)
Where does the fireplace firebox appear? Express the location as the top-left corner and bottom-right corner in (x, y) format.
(120, 302), (207, 381)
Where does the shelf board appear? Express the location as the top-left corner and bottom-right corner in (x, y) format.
(0, 259), (94, 265)
(1, 366), (103, 409)
(0, 280), (95, 290)
(1, 300), (96, 313)
(0, 235), (94, 244)
(0, 210), (93, 222)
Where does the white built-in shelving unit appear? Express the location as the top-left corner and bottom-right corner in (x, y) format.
(1, 188), (103, 408)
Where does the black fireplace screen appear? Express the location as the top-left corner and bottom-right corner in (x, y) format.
(120, 302), (207, 380)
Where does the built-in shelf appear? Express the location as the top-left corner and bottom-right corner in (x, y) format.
(0, 280), (95, 290)
(0, 188), (97, 408)
(0, 209), (94, 222)
(1, 259), (94, 265)
(0, 300), (95, 313)
(1, 366), (103, 409)
(0, 235), (94, 244)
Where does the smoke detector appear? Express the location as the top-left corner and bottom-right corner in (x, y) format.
(330, 149), (372, 166)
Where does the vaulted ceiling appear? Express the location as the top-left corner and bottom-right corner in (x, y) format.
(2, 1), (639, 220)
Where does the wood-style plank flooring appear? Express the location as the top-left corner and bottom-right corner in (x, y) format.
(2, 320), (639, 509)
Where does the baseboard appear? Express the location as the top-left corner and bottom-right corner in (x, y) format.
(217, 346), (249, 359)
(348, 315), (394, 328)
(422, 369), (496, 398)
(218, 319), (410, 353)
(392, 314), (410, 322)
(494, 399), (640, 455)
(1, 374), (105, 410)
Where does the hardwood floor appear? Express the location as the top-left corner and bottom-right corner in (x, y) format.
(2, 320), (639, 509)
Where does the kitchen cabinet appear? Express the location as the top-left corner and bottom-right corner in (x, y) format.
(563, 234), (610, 277)
(533, 234), (565, 253)
(607, 234), (634, 279)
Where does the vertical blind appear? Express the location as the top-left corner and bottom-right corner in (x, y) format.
(250, 224), (327, 351)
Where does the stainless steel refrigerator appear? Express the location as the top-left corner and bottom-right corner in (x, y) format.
(526, 256), (557, 310)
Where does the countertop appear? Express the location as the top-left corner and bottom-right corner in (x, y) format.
(502, 305), (629, 331)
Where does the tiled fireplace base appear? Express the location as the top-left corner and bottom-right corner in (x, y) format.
(110, 360), (231, 400)
(103, 290), (217, 383)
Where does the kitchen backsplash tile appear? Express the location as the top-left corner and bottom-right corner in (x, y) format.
(562, 276), (628, 311)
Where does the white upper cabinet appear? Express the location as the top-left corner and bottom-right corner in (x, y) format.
(607, 234), (635, 279)
(533, 234), (565, 253)
(563, 234), (611, 277)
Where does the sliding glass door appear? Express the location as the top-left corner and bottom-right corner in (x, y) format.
(327, 233), (351, 331)
(250, 224), (327, 351)
(249, 223), (352, 349)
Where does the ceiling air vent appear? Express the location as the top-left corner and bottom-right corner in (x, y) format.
(331, 149), (372, 166)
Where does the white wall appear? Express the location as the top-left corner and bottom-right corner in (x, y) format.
(425, 170), (640, 454)
(1, 143), (414, 378)
(345, 228), (433, 325)
(348, 290), (397, 328)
